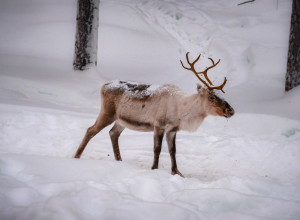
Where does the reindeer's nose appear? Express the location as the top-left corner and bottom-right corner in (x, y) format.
(229, 108), (235, 116)
(224, 107), (235, 118)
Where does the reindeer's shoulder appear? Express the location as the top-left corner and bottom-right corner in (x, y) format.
(163, 84), (187, 96)
(103, 80), (167, 99)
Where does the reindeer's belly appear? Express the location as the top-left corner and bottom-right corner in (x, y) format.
(117, 117), (154, 132)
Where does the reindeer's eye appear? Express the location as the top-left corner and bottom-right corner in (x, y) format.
(209, 96), (215, 101)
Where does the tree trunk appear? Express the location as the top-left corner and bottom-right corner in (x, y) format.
(73, 0), (100, 71)
(285, 0), (300, 91)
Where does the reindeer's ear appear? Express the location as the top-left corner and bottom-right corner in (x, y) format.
(197, 83), (208, 95)
(196, 83), (206, 94)
(196, 83), (202, 92)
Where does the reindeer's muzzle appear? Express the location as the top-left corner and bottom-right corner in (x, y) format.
(223, 102), (235, 118)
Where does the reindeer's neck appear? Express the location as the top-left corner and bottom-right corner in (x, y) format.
(178, 93), (207, 132)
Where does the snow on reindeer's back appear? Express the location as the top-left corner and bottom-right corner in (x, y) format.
(104, 80), (165, 99)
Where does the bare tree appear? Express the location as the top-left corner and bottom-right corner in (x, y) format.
(73, 0), (100, 71)
(286, 0), (300, 91)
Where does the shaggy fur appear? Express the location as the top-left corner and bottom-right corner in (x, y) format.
(74, 81), (235, 177)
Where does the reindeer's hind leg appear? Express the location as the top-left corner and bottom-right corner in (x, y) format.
(109, 121), (125, 161)
(74, 112), (115, 158)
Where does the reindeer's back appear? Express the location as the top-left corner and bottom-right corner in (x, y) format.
(100, 80), (184, 128)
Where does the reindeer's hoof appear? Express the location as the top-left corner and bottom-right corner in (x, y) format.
(114, 153), (122, 161)
(116, 156), (122, 161)
(151, 165), (158, 170)
(171, 169), (184, 178)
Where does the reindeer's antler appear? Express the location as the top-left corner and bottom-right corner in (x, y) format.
(180, 52), (227, 93)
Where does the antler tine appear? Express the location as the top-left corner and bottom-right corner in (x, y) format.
(180, 52), (227, 93)
(198, 58), (220, 85)
(208, 58), (219, 65)
(180, 53), (212, 89)
(189, 53), (201, 65)
(209, 77), (227, 93)
(180, 60), (189, 70)
(180, 52), (201, 70)
(182, 52), (201, 66)
(185, 52), (191, 65)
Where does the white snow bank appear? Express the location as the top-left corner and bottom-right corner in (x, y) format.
(0, 104), (300, 219)
(0, 152), (299, 220)
(0, 55), (106, 113)
(0, 154), (199, 220)
(0, 0), (76, 62)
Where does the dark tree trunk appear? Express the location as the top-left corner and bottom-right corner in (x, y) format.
(73, 0), (100, 71)
(285, 0), (300, 91)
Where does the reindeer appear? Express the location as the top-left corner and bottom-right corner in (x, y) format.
(74, 52), (235, 177)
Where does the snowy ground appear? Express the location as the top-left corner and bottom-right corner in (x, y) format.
(0, 0), (300, 219)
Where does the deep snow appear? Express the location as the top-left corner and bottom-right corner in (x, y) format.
(0, 0), (299, 219)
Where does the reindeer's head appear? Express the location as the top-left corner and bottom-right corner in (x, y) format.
(197, 84), (235, 118)
(181, 52), (235, 119)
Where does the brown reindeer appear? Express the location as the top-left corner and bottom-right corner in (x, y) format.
(74, 52), (234, 177)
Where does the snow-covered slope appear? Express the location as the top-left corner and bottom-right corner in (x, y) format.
(0, 0), (299, 219)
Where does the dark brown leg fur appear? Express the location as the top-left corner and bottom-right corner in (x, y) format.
(166, 131), (184, 177)
(151, 127), (164, 170)
(109, 121), (125, 161)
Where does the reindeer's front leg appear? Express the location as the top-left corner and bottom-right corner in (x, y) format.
(166, 130), (184, 177)
(151, 127), (164, 170)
